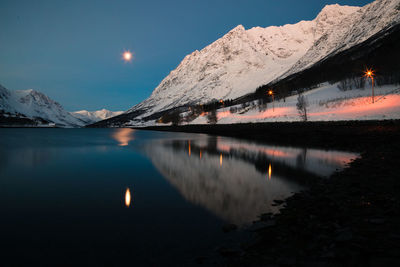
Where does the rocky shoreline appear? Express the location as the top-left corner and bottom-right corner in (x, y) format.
(218, 141), (400, 266)
(139, 120), (400, 266)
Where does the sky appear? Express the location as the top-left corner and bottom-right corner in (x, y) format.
(0, 0), (372, 111)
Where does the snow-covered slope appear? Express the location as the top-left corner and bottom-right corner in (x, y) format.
(282, 0), (400, 79)
(0, 84), (85, 127)
(127, 4), (361, 119)
(71, 109), (123, 124)
(186, 83), (400, 124)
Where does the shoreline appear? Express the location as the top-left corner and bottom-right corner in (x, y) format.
(134, 120), (400, 151)
(136, 120), (400, 266)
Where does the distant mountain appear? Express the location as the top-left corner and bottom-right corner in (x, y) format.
(71, 109), (123, 124)
(91, 0), (400, 127)
(0, 84), (84, 127)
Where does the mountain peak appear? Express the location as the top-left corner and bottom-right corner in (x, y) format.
(314, 4), (360, 35)
(0, 84), (10, 98)
(71, 109), (123, 124)
(317, 3), (360, 19)
(229, 24), (245, 33)
(317, 3), (358, 16)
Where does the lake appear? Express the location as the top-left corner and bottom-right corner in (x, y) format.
(0, 128), (358, 265)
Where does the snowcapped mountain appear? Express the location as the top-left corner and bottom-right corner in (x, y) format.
(282, 0), (400, 79)
(71, 109), (123, 124)
(125, 3), (361, 119)
(91, 0), (396, 128)
(0, 84), (85, 127)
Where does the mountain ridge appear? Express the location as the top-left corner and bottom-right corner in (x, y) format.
(122, 3), (368, 123)
(71, 109), (123, 124)
(0, 85), (123, 127)
(0, 85), (85, 127)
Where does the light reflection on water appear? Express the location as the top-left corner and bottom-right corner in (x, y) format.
(268, 163), (272, 180)
(112, 128), (135, 146)
(125, 188), (131, 207)
(140, 134), (359, 225)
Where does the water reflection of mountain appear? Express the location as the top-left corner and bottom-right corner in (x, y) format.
(0, 147), (55, 174)
(143, 136), (358, 225)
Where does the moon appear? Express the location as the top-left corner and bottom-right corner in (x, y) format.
(122, 50), (133, 62)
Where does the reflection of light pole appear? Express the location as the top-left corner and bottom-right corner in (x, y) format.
(364, 69), (375, 103)
(268, 163), (272, 180)
(268, 90), (274, 111)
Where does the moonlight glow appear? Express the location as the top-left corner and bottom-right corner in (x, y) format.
(122, 50), (133, 62)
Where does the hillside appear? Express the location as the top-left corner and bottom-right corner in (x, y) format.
(0, 84), (85, 127)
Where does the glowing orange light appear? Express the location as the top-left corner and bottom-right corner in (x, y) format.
(125, 188), (131, 207)
(364, 68), (376, 103)
(364, 68), (375, 79)
(220, 154), (223, 166)
(268, 90), (275, 111)
(122, 50), (133, 62)
(200, 150), (202, 159)
(268, 164), (272, 180)
(188, 140), (191, 156)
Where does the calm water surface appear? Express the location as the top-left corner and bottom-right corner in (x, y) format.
(0, 128), (358, 265)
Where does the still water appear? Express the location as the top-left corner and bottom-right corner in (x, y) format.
(0, 128), (358, 265)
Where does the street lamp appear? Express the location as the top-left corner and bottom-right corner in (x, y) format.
(364, 68), (375, 103)
(268, 90), (274, 111)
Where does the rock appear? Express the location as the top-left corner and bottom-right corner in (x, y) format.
(273, 199), (285, 205)
(194, 256), (207, 264)
(335, 228), (353, 242)
(369, 257), (400, 267)
(259, 213), (273, 221)
(222, 223), (238, 233)
(248, 220), (276, 232)
(389, 233), (400, 240)
(320, 251), (335, 258)
(368, 218), (386, 224)
(215, 246), (244, 257)
(276, 256), (296, 266)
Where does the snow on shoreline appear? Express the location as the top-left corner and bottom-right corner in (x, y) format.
(214, 84), (400, 124)
(130, 83), (400, 127)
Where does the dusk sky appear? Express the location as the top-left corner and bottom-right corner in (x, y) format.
(0, 0), (371, 111)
